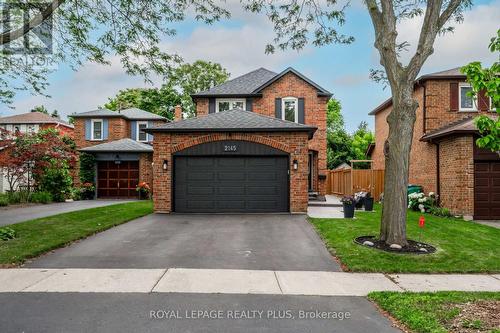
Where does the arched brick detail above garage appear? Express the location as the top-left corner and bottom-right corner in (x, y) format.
(171, 133), (291, 154)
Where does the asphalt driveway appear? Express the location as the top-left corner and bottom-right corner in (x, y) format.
(26, 214), (340, 271)
(0, 199), (136, 226)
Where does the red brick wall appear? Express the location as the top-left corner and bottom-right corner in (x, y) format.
(193, 72), (328, 195)
(371, 78), (493, 215)
(438, 135), (474, 217)
(139, 153), (154, 193)
(74, 118), (128, 149)
(40, 123), (75, 138)
(372, 86), (437, 193)
(152, 132), (310, 213)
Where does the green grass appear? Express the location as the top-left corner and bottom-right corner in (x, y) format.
(368, 291), (500, 333)
(0, 201), (153, 265)
(310, 204), (500, 273)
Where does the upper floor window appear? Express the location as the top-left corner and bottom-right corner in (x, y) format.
(459, 83), (476, 112)
(137, 121), (148, 142)
(91, 119), (103, 140)
(216, 99), (246, 112)
(282, 97), (298, 123)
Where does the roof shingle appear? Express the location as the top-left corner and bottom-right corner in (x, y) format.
(0, 112), (73, 127)
(146, 109), (317, 138)
(79, 138), (153, 152)
(192, 68), (277, 97)
(71, 108), (167, 120)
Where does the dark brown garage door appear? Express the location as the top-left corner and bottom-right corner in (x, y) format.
(97, 161), (139, 198)
(474, 161), (500, 219)
(174, 156), (289, 213)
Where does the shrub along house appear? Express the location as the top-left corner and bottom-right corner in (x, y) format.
(71, 108), (168, 198)
(145, 67), (330, 213)
(369, 67), (499, 220)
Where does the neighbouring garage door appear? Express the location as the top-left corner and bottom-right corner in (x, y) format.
(97, 161), (139, 198)
(174, 156), (289, 213)
(474, 161), (500, 219)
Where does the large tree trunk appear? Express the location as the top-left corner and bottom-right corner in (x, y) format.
(380, 86), (418, 246)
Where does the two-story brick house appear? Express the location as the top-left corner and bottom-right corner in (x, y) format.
(146, 67), (330, 213)
(71, 108), (168, 198)
(369, 68), (499, 220)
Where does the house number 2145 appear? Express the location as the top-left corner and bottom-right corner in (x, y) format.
(224, 145), (237, 152)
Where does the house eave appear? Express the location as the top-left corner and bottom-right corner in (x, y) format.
(145, 127), (317, 139)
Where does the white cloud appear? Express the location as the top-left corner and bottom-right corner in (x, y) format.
(395, 0), (500, 73)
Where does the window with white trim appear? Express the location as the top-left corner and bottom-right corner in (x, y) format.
(216, 99), (246, 112)
(282, 97), (298, 123)
(137, 121), (148, 142)
(91, 119), (103, 140)
(459, 83), (476, 111)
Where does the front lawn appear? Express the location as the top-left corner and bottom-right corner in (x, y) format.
(369, 291), (500, 333)
(310, 205), (500, 273)
(0, 201), (153, 266)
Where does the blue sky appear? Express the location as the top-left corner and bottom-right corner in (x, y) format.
(4, 0), (499, 132)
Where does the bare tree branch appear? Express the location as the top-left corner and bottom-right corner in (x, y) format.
(0, 0), (65, 45)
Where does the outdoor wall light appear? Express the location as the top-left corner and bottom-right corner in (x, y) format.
(114, 154), (121, 164)
(162, 160), (168, 171)
(293, 159), (298, 170)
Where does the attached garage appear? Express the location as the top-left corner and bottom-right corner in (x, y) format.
(78, 138), (154, 199)
(145, 109), (317, 213)
(474, 161), (500, 220)
(97, 161), (139, 198)
(174, 156), (288, 213)
(173, 140), (289, 213)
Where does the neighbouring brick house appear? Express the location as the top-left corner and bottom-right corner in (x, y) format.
(0, 112), (75, 193)
(146, 67), (330, 213)
(369, 68), (499, 220)
(71, 108), (168, 198)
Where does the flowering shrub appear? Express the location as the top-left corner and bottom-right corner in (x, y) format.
(136, 182), (151, 198)
(340, 195), (355, 205)
(80, 182), (95, 200)
(408, 192), (438, 213)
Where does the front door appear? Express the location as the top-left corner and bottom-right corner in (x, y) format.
(308, 152), (313, 192)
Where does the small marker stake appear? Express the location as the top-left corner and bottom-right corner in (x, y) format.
(418, 216), (425, 243)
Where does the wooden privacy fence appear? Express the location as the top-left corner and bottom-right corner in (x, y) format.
(326, 169), (385, 201)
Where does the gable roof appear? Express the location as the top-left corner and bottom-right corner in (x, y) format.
(145, 109), (317, 139)
(0, 112), (74, 128)
(71, 108), (167, 120)
(191, 67), (332, 98)
(369, 67), (466, 116)
(192, 68), (277, 97)
(79, 138), (153, 153)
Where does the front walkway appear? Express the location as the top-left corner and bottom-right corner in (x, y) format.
(1, 268), (499, 295)
(0, 199), (136, 226)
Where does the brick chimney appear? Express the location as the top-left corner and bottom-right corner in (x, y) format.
(174, 105), (183, 121)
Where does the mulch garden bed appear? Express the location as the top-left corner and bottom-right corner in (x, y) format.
(354, 235), (436, 254)
(446, 300), (500, 333)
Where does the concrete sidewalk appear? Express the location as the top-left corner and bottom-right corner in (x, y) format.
(1, 268), (499, 295)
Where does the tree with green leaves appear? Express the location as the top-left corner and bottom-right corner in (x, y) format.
(31, 105), (49, 115)
(104, 88), (178, 120)
(104, 60), (229, 119)
(0, 1), (229, 105)
(243, 0), (473, 246)
(461, 30), (500, 155)
(166, 60), (230, 118)
(2, 0), (475, 246)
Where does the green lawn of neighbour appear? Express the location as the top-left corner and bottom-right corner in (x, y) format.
(0, 201), (153, 266)
(310, 205), (500, 273)
(369, 291), (500, 333)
